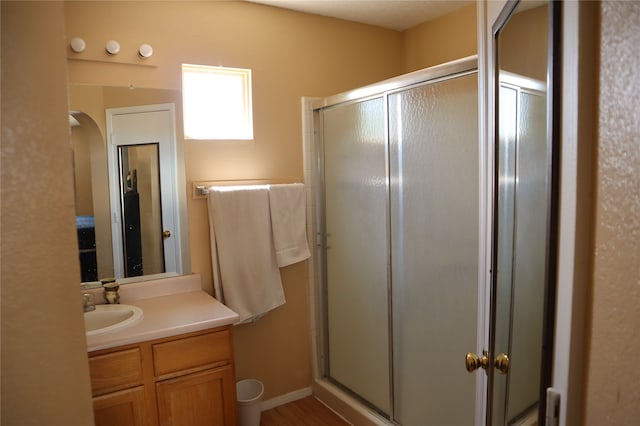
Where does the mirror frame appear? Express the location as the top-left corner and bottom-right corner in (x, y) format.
(490, 0), (561, 423)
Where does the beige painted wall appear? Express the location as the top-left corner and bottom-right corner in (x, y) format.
(0, 1), (95, 424)
(585, 1), (640, 423)
(402, 3), (477, 73)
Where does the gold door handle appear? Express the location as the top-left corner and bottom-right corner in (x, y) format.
(494, 353), (510, 374)
(465, 351), (489, 372)
(163, 230), (171, 239)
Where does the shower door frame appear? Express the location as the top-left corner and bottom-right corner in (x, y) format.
(309, 55), (488, 425)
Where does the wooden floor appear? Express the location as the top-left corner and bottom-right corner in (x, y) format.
(260, 396), (351, 425)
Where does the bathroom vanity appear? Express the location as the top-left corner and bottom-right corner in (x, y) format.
(85, 275), (239, 426)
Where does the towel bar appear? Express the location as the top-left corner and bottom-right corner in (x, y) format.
(192, 179), (300, 199)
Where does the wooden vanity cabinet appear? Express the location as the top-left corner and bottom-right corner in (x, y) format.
(88, 326), (237, 426)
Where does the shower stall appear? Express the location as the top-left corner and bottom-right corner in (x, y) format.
(307, 56), (481, 425)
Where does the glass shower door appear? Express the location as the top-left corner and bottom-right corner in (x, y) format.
(319, 66), (479, 425)
(388, 73), (479, 425)
(322, 97), (391, 415)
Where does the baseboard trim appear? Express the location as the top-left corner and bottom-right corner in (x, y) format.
(261, 387), (313, 411)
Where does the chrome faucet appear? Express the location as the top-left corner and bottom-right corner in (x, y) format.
(83, 293), (96, 312)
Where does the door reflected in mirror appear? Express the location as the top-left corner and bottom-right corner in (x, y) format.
(69, 86), (189, 286)
(118, 144), (164, 277)
(492, 1), (558, 425)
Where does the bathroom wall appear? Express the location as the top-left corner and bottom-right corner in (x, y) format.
(586, 1), (640, 423)
(1, 1), (95, 424)
(402, 3), (477, 73)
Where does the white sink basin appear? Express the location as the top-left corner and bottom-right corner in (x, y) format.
(84, 304), (143, 337)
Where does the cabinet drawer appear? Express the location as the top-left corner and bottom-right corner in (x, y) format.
(153, 329), (232, 378)
(89, 348), (143, 396)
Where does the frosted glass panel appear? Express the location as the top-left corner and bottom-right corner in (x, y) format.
(322, 98), (390, 414)
(389, 74), (478, 426)
(492, 85), (519, 425)
(507, 90), (547, 420)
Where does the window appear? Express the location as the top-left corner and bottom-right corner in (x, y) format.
(182, 64), (253, 140)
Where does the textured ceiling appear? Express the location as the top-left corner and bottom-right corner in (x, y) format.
(246, 0), (474, 31)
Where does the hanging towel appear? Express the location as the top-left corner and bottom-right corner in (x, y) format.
(207, 186), (285, 323)
(268, 183), (311, 267)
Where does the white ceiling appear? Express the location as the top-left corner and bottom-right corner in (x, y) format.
(246, 0), (474, 31)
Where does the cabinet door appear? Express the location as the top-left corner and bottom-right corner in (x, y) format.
(156, 365), (237, 426)
(93, 386), (148, 426)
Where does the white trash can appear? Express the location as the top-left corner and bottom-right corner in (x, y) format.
(236, 379), (264, 426)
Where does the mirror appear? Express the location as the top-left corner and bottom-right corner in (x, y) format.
(492, 1), (558, 424)
(69, 86), (189, 286)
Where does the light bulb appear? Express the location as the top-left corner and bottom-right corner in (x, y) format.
(138, 43), (153, 59)
(70, 37), (86, 53)
(105, 40), (120, 55)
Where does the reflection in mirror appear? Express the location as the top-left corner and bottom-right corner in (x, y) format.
(118, 144), (164, 277)
(69, 86), (189, 286)
(71, 111), (114, 282)
(496, 74), (547, 424)
(492, 1), (558, 425)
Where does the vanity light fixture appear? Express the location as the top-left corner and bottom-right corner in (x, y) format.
(105, 40), (121, 55)
(138, 43), (153, 59)
(69, 37), (86, 53)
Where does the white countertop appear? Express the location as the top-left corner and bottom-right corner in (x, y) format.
(85, 275), (239, 352)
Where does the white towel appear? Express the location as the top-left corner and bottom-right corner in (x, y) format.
(268, 183), (311, 267)
(207, 186), (285, 324)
